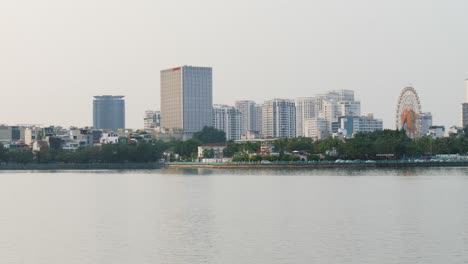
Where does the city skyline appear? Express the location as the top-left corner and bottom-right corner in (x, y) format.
(0, 78), (465, 131)
(1, 0), (468, 129)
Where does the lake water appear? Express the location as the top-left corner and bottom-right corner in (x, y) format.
(0, 167), (467, 264)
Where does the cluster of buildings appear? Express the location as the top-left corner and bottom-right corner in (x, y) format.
(145, 65), (384, 142)
(0, 65), (386, 151)
(0, 96), (144, 151)
(5, 65), (468, 152)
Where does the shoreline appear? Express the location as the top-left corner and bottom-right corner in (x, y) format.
(0, 163), (163, 171)
(1, 162), (468, 171)
(165, 161), (468, 169)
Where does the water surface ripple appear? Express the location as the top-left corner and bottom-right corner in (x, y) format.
(0, 167), (467, 263)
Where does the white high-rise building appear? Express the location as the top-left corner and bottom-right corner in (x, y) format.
(295, 97), (317, 137)
(338, 101), (361, 116)
(212, 105), (243, 141)
(262, 99), (296, 138)
(235, 100), (259, 134)
(295, 90), (361, 139)
(328, 90), (355, 102)
(144, 110), (161, 129)
(160, 66), (213, 137)
(319, 99), (339, 131)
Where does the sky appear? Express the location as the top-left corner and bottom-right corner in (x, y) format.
(1, 0), (468, 129)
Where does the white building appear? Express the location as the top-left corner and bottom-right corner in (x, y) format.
(337, 114), (383, 137)
(295, 97), (317, 137)
(320, 99), (339, 132)
(160, 66), (213, 138)
(68, 128), (94, 148)
(197, 144), (226, 160)
(144, 110), (161, 129)
(235, 100), (257, 134)
(338, 101), (361, 117)
(262, 99), (296, 138)
(100, 132), (120, 144)
(428, 126), (445, 138)
(305, 118), (329, 140)
(326, 89), (355, 102)
(212, 105), (243, 141)
(353, 114), (383, 133)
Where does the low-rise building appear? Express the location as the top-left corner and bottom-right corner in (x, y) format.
(100, 132), (120, 144)
(32, 141), (49, 152)
(448, 126), (464, 137)
(197, 144), (226, 160)
(144, 110), (161, 129)
(336, 114), (383, 137)
(428, 126), (445, 138)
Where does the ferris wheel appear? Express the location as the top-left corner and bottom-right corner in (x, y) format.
(396, 86), (423, 139)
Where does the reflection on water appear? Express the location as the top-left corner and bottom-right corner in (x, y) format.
(0, 167), (467, 264)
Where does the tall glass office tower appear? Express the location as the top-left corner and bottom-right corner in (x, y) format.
(93, 96), (125, 132)
(160, 66), (212, 136)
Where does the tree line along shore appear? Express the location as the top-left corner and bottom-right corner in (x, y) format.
(1, 127), (468, 166)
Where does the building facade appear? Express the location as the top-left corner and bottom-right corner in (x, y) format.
(428, 126), (445, 138)
(212, 105), (243, 141)
(295, 97), (317, 137)
(262, 99), (296, 138)
(93, 96), (125, 132)
(144, 110), (161, 129)
(421, 112), (433, 136)
(254, 104), (263, 134)
(463, 103), (468, 128)
(338, 101), (361, 116)
(235, 100), (259, 135)
(160, 66), (213, 137)
(337, 114), (383, 137)
(354, 114), (383, 133)
(463, 80), (468, 128)
(305, 118), (329, 140)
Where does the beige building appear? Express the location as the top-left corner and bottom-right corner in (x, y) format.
(160, 66), (213, 137)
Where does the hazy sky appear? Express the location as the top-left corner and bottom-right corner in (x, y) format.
(1, 0), (468, 129)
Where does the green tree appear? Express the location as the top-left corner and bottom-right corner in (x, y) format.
(0, 143), (7, 163)
(249, 154), (262, 162)
(223, 141), (239, 157)
(9, 148), (34, 164)
(285, 138), (314, 153)
(203, 148), (215, 158)
(193, 127), (226, 144)
(173, 139), (201, 160)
